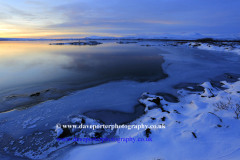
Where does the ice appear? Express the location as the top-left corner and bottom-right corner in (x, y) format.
(9, 141), (14, 145)
(1, 41), (240, 159)
(18, 140), (25, 145)
(28, 125), (37, 129)
(183, 42), (240, 55)
(3, 147), (8, 152)
(60, 78), (240, 160)
(22, 117), (44, 129)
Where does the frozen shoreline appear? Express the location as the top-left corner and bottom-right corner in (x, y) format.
(1, 41), (240, 159)
(59, 78), (240, 160)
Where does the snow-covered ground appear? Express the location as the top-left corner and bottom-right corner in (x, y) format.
(55, 43), (240, 160)
(1, 40), (240, 159)
(188, 42), (240, 55)
(59, 79), (240, 160)
(160, 41), (240, 55)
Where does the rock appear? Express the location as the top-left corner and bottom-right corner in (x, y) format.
(30, 92), (40, 97)
(148, 97), (161, 105)
(145, 128), (151, 138)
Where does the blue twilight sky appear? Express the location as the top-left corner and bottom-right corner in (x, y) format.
(0, 0), (240, 38)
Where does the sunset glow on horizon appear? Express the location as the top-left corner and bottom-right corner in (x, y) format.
(1, 0), (240, 38)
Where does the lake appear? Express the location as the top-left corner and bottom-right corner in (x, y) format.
(0, 41), (167, 112)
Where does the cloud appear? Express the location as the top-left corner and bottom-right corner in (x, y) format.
(0, 3), (33, 17)
(1, 0), (240, 38)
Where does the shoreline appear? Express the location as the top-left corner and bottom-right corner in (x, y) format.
(57, 76), (240, 160)
(1, 41), (240, 159)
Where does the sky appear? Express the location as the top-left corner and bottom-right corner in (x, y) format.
(0, 0), (240, 38)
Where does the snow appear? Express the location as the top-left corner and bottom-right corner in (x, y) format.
(60, 78), (240, 160)
(1, 40), (240, 159)
(184, 42), (240, 55)
(28, 125), (37, 129)
(55, 126), (63, 138)
(70, 118), (82, 124)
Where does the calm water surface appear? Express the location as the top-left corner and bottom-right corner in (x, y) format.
(0, 41), (166, 94)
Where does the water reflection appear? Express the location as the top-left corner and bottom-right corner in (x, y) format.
(0, 41), (166, 92)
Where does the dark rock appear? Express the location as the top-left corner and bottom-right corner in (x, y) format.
(161, 117), (166, 121)
(173, 83), (205, 92)
(117, 41), (137, 44)
(195, 38), (214, 42)
(30, 92), (40, 97)
(81, 118), (86, 124)
(174, 110), (181, 114)
(9, 95), (17, 98)
(148, 97), (161, 105)
(156, 93), (179, 103)
(50, 41), (102, 46)
(145, 128), (151, 138)
(160, 106), (170, 113)
(58, 128), (72, 138)
(95, 132), (101, 139)
(227, 75), (233, 79)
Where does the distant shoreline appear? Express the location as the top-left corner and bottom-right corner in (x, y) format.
(1, 38), (240, 42)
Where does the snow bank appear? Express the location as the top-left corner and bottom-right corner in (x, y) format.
(186, 42), (240, 55)
(159, 41), (240, 55)
(3, 114), (114, 159)
(61, 78), (240, 160)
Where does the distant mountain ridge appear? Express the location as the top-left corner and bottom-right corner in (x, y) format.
(1, 33), (240, 41)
